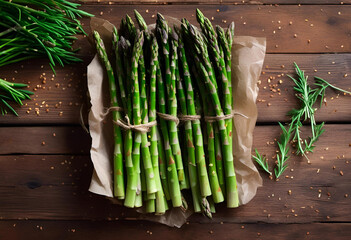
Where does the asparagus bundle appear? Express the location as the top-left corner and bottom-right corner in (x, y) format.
(93, 9), (240, 216)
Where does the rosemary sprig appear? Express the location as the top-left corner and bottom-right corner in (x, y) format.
(0, 0), (93, 72)
(0, 78), (33, 116)
(252, 149), (272, 176)
(254, 63), (350, 179)
(314, 76), (351, 107)
(274, 122), (293, 179)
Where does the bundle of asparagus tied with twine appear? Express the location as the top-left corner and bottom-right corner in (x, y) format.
(93, 9), (239, 217)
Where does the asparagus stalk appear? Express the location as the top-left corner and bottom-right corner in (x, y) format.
(178, 27), (214, 207)
(130, 30), (144, 207)
(216, 23), (234, 106)
(175, 34), (201, 211)
(155, 46), (182, 207)
(93, 31), (125, 199)
(180, 24), (212, 198)
(196, 57), (239, 207)
(156, 14), (185, 186)
(185, 19), (239, 207)
(214, 124), (225, 195)
(193, 92), (212, 219)
(197, 79), (224, 204)
(139, 41), (157, 196)
(196, 9), (232, 138)
(181, 18), (217, 90)
(170, 31), (189, 190)
(118, 35), (136, 208)
(113, 27), (127, 111)
(156, 127), (171, 201)
(125, 14), (137, 44)
(216, 23), (234, 196)
(149, 36), (167, 214)
(134, 9), (148, 31)
(134, 10), (168, 211)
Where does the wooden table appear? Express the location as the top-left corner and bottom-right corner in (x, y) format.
(0, 0), (350, 239)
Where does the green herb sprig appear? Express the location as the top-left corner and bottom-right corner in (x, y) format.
(0, 78), (33, 116)
(274, 122), (293, 178)
(254, 63), (350, 179)
(252, 149), (272, 176)
(0, 0), (93, 73)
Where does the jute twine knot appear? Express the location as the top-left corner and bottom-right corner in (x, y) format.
(157, 112), (180, 126)
(178, 114), (202, 122)
(101, 106), (156, 133)
(204, 110), (248, 123)
(113, 115), (157, 133)
(101, 107), (248, 131)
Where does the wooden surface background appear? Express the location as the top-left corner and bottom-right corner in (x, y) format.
(0, 0), (350, 239)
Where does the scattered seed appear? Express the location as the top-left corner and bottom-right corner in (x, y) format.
(340, 171), (344, 176)
(288, 190), (292, 195)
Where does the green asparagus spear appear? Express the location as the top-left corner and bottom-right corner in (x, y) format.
(149, 36), (167, 214)
(93, 31), (125, 200)
(155, 42), (182, 207)
(156, 14), (185, 186)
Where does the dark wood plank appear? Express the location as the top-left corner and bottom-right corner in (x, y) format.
(79, 5), (351, 53)
(0, 59), (88, 125)
(0, 124), (349, 222)
(0, 54), (350, 125)
(1, 221), (351, 240)
(0, 127), (90, 155)
(257, 54), (351, 123)
(81, 0), (351, 5)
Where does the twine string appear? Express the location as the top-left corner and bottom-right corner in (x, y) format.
(204, 110), (248, 123)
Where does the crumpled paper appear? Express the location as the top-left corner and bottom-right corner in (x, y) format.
(87, 17), (266, 227)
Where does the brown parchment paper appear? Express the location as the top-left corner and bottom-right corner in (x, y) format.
(87, 17), (265, 227)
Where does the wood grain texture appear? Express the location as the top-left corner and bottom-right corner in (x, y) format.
(0, 127), (90, 155)
(0, 221), (351, 240)
(78, 5), (351, 53)
(257, 54), (351, 123)
(0, 59), (88, 125)
(0, 125), (349, 222)
(0, 54), (350, 125)
(81, 0), (351, 5)
(0, 1), (350, 236)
